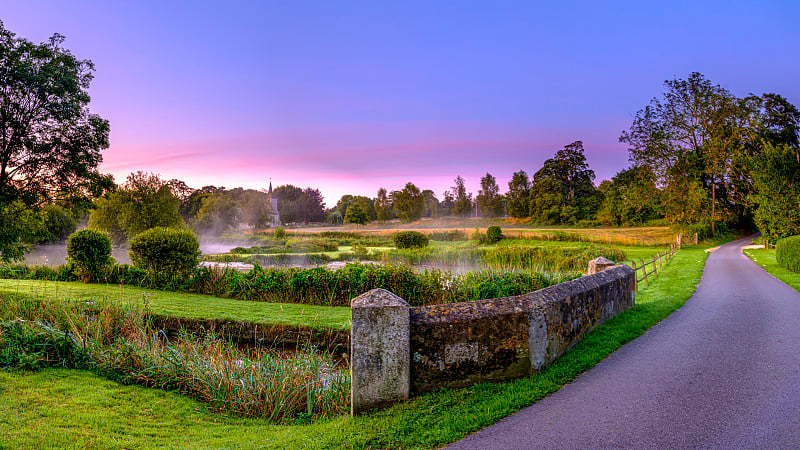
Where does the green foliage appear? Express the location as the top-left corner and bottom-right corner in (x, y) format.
(776, 235), (800, 273)
(273, 185), (326, 224)
(506, 170), (531, 218)
(486, 225), (503, 244)
(344, 202), (369, 225)
(0, 22), (111, 222)
(751, 143), (800, 241)
(89, 172), (183, 243)
(392, 182), (426, 222)
(476, 173), (505, 218)
(451, 175), (474, 217)
(128, 228), (200, 287)
(0, 293), (349, 422)
(621, 72), (799, 230)
(192, 192), (238, 236)
(427, 229), (468, 241)
(0, 200), (44, 262)
(597, 166), (661, 226)
(66, 229), (113, 282)
(529, 141), (600, 224)
(274, 226), (287, 239)
(39, 205), (78, 243)
(375, 187), (393, 221)
(392, 231), (430, 249)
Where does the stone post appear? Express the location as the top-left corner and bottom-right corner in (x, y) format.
(587, 256), (616, 275)
(350, 288), (410, 415)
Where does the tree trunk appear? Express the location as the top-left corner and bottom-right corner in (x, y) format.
(711, 181), (716, 238)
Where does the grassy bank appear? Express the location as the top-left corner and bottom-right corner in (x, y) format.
(0, 246), (710, 448)
(744, 247), (800, 294)
(0, 279), (350, 330)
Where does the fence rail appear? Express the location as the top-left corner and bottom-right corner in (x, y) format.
(627, 244), (677, 289)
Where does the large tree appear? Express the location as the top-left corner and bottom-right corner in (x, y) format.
(476, 173), (504, 218)
(392, 182), (425, 222)
(89, 172), (182, 243)
(750, 143), (800, 241)
(506, 170), (531, 218)
(596, 166), (661, 226)
(530, 141), (599, 224)
(620, 72), (799, 234)
(451, 175), (473, 217)
(374, 187), (392, 221)
(0, 23), (111, 260)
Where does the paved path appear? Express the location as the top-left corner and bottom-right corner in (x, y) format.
(449, 236), (800, 448)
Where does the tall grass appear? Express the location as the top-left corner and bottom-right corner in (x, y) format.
(379, 244), (626, 272)
(0, 291), (349, 422)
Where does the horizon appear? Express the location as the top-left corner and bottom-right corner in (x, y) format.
(3, 1), (799, 205)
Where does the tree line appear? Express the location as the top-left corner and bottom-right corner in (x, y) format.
(2, 22), (799, 262)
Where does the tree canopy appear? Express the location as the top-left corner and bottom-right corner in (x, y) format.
(392, 182), (425, 222)
(0, 22), (111, 261)
(476, 173), (504, 218)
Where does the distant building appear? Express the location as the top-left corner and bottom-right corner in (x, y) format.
(267, 180), (281, 226)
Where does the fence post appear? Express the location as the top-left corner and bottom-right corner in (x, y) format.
(652, 255), (657, 277)
(657, 251), (662, 270)
(640, 258), (648, 286)
(694, 233), (698, 245)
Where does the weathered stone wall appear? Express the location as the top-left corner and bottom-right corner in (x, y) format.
(349, 265), (636, 413)
(409, 265), (635, 393)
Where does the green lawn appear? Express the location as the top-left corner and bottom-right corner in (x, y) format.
(0, 246), (710, 449)
(744, 247), (800, 294)
(0, 279), (350, 331)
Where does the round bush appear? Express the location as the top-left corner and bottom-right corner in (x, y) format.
(486, 225), (503, 244)
(129, 228), (201, 286)
(66, 229), (113, 282)
(392, 231), (430, 249)
(776, 235), (800, 273)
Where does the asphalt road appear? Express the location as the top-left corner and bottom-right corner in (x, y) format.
(448, 236), (800, 448)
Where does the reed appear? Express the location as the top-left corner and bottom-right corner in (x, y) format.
(0, 291), (350, 422)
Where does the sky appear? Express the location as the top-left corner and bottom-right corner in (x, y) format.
(2, 1), (799, 205)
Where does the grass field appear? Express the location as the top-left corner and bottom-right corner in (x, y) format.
(744, 247), (800, 294)
(0, 279), (350, 330)
(0, 246), (710, 448)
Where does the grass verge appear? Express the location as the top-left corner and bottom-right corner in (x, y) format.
(743, 248), (800, 294)
(0, 279), (350, 331)
(0, 246), (709, 448)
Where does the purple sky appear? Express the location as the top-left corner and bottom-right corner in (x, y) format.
(3, 1), (799, 205)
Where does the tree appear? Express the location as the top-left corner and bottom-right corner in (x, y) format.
(422, 190), (439, 218)
(241, 190), (275, 229)
(193, 193), (239, 236)
(476, 173), (504, 218)
(274, 185), (325, 224)
(620, 72), (800, 234)
(375, 187), (392, 221)
(750, 143), (800, 241)
(451, 176), (473, 217)
(506, 170), (531, 218)
(89, 172), (182, 243)
(0, 23), (111, 261)
(596, 166), (661, 226)
(529, 141), (599, 224)
(392, 182), (425, 222)
(344, 202), (369, 225)
(439, 190), (455, 217)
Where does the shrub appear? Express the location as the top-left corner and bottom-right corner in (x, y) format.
(66, 229), (114, 282)
(274, 227), (287, 239)
(427, 229), (468, 241)
(392, 231), (429, 249)
(486, 225), (503, 244)
(776, 235), (800, 273)
(129, 228), (200, 287)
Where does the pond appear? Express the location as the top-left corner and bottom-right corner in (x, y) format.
(22, 240), (249, 267)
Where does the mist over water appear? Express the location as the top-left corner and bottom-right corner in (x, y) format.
(22, 239), (248, 267)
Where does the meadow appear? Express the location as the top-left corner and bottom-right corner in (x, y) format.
(0, 223), (693, 447)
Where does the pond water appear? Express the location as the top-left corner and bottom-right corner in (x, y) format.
(22, 240), (250, 268)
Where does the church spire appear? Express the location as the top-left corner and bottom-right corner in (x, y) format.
(268, 178), (273, 195)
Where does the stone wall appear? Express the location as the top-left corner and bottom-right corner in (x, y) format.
(350, 264), (636, 414)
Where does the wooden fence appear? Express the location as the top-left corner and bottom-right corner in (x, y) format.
(626, 244), (678, 290)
